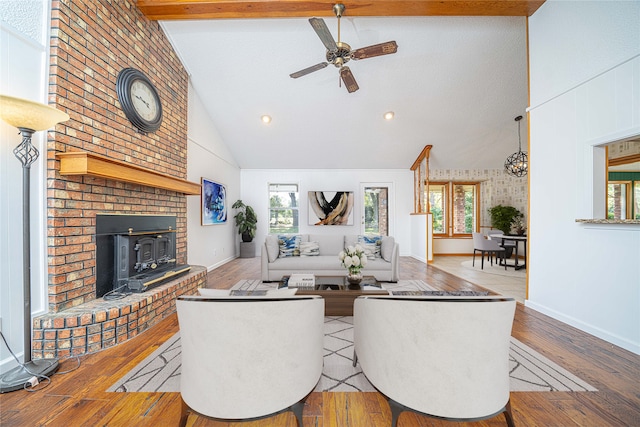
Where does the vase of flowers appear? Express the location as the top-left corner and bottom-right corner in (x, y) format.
(339, 245), (368, 286)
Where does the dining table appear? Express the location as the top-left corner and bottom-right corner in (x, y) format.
(489, 234), (527, 270)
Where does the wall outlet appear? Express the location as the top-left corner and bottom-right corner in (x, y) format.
(213, 249), (217, 256)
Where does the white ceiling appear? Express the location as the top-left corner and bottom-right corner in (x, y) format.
(161, 15), (529, 170)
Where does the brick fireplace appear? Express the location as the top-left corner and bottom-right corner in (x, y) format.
(31, 0), (205, 358)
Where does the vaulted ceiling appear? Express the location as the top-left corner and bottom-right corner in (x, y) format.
(138, 1), (544, 170)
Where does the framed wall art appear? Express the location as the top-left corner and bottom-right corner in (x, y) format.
(308, 191), (354, 225)
(201, 178), (227, 225)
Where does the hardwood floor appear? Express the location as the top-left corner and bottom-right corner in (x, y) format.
(1, 256), (639, 426)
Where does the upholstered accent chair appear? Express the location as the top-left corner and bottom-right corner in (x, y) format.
(353, 295), (517, 427)
(176, 295), (324, 426)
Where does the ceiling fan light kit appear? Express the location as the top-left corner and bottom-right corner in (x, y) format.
(290, 3), (398, 93)
(505, 115), (528, 177)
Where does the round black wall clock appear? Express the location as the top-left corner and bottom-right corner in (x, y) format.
(116, 68), (163, 134)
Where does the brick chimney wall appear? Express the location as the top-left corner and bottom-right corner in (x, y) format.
(47, 0), (189, 313)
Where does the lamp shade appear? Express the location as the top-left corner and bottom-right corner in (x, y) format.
(0, 94), (69, 131)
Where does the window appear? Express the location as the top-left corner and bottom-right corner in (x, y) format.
(363, 186), (389, 235)
(428, 182), (480, 236)
(269, 184), (299, 234)
(607, 181), (632, 219)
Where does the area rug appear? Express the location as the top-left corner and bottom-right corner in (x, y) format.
(108, 315), (597, 394)
(461, 260), (526, 278)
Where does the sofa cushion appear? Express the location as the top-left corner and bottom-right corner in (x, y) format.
(308, 234), (345, 256)
(270, 255), (342, 270)
(344, 235), (358, 249)
(300, 241), (320, 256)
(381, 236), (395, 262)
(359, 235), (382, 259)
(265, 235), (279, 262)
(362, 257), (391, 269)
(278, 234), (302, 257)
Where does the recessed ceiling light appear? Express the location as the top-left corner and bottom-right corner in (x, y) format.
(261, 115), (272, 124)
(384, 111), (395, 120)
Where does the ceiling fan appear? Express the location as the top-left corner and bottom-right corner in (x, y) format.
(289, 3), (398, 93)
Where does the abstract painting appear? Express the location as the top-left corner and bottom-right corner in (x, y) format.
(201, 178), (227, 225)
(308, 191), (354, 225)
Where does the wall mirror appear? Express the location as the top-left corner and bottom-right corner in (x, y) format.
(607, 138), (640, 220)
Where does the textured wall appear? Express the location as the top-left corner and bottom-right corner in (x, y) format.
(47, 0), (189, 312)
(430, 168), (528, 228)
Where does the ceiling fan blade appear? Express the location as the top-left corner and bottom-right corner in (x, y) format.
(290, 62), (329, 79)
(340, 67), (359, 93)
(351, 41), (398, 60)
(309, 18), (338, 52)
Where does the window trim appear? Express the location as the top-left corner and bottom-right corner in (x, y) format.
(268, 183), (300, 235)
(428, 181), (481, 237)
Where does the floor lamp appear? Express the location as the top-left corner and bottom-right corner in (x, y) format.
(0, 94), (69, 393)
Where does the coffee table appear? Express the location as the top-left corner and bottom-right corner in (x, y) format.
(278, 275), (389, 316)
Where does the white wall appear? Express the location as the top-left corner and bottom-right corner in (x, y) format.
(0, 1), (51, 372)
(240, 169), (414, 257)
(528, 1), (640, 354)
(186, 83), (241, 271)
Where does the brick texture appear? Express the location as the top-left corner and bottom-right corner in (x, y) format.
(33, 267), (206, 358)
(47, 0), (190, 313)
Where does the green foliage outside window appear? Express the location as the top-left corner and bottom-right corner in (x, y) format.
(269, 184), (299, 234)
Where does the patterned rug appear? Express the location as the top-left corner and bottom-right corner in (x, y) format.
(461, 260), (526, 278)
(108, 280), (596, 394)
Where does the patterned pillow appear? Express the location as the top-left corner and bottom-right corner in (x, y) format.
(358, 235), (382, 260)
(300, 241), (320, 257)
(278, 235), (301, 257)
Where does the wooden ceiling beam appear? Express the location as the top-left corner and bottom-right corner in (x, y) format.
(135, 0), (546, 20)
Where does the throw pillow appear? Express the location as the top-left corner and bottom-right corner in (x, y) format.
(380, 236), (395, 262)
(278, 234), (301, 257)
(358, 235), (382, 260)
(299, 241), (320, 256)
(265, 235), (279, 262)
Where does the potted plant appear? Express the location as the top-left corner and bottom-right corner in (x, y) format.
(232, 200), (257, 242)
(487, 205), (522, 235)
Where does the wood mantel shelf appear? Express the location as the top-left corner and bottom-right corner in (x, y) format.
(56, 151), (201, 195)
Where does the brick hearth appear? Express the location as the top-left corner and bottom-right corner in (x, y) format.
(32, 266), (206, 359)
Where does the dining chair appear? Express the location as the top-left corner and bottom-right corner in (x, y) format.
(472, 232), (506, 270)
(487, 229), (517, 260)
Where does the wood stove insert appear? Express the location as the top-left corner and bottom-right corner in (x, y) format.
(96, 214), (190, 298)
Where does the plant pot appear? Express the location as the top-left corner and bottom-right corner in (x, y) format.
(347, 272), (363, 285)
(241, 232), (253, 243)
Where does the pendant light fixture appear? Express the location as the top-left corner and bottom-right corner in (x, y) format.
(504, 115), (528, 177)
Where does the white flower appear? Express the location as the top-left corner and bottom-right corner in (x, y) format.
(352, 256), (361, 267)
(343, 256), (353, 268)
(338, 250), (345, 261)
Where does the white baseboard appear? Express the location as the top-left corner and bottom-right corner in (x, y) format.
(206, 255), (237, 272)
(525, 300), (640, 355)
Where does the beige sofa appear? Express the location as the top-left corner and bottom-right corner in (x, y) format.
(261, 234), (399, 282)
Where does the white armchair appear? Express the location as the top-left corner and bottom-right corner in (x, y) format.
(176, 295), (324, 426)
(353, 295), (516, 426)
